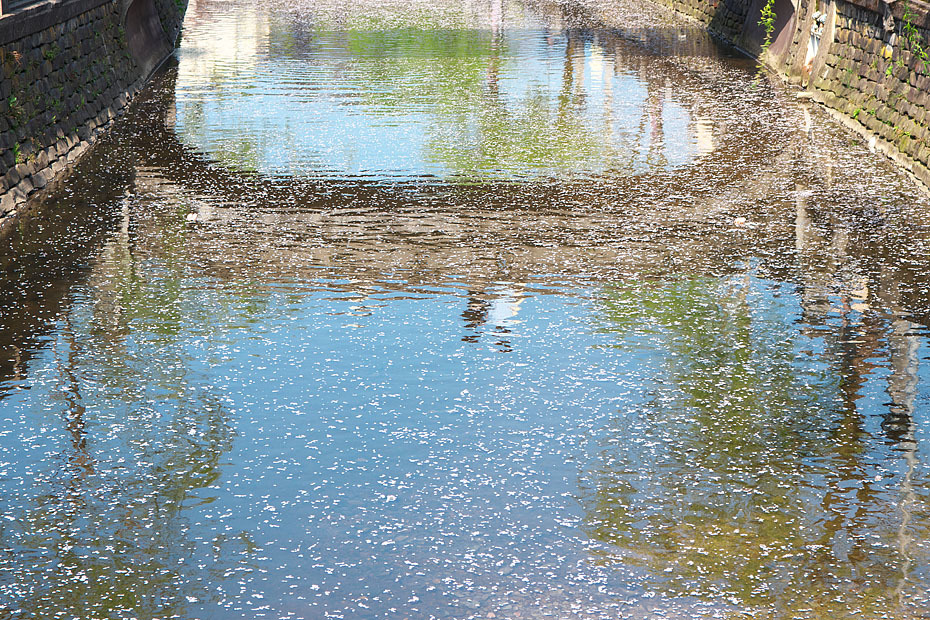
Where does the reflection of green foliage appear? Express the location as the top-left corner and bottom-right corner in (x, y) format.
(337, 29), (609, 178)
(0, 202), (270, 619)
(583, 276), (930, 618)
(211, 135), (263, 173)
(90, 214), (187, 339)
(4, 321), (237, 618)
(597, 277), (816, 446)
(179, 16), (666, 179)
(424, 81), (600, 178)
(345, 28), (497, 58)
(8, 394), (232, 619)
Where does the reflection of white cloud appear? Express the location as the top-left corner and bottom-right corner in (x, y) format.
(488, 287), (524, 326)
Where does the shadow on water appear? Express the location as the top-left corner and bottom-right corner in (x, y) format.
(0, 23), (769, 395)
(3, 0), (930, 617)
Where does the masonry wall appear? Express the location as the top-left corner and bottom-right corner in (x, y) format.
(655, 0), (752, 42)
(657, 0), (930, 185)
(0, 0), (184, 220)
(811, 1), (930, 176)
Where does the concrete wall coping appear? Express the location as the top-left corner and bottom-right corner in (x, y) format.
(0, 0), (113, 45)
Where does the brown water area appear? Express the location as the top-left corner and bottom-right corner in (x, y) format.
(3, 0), (930, 618)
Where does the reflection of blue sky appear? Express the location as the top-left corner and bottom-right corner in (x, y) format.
(6, 270), (930, 616)
(174, 13), (705, 180)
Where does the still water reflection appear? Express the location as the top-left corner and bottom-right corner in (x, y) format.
(3, 0), (930, 618)
(175, 0), (721, 179)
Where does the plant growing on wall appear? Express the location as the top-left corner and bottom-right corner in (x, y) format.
(8, 95), (24, 128)
(759, 0), (777, 53)
(901, 0), (930, 73)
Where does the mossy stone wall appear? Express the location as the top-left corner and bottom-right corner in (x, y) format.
(656, 0), (930, 185)
(0, 0), (185, 219)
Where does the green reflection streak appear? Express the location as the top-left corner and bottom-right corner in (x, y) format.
(0, 205), (251, 620)
(345, 28), (600, 176)
(584, 276), (930, 618)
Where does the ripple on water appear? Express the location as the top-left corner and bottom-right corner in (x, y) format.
(3, 0), (930, 618)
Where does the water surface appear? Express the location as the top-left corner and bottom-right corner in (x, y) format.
(3, 0), (930, 618)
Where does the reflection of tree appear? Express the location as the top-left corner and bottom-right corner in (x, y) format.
(173, 0), (717, 179)
(339, 26), (600, 177)
(583, 276), (930, 617)
(786, 172), (930, 617)
(0, 178), (248, 619)
(6, 393), (232, 619)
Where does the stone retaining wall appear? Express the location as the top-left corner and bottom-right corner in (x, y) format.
(656, 0), (930, 185)
(0, 0), (184, 223)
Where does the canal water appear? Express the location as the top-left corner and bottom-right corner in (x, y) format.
(4, 0), (930, 618)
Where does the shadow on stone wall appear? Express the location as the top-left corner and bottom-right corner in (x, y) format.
(657, 0), (930, 187)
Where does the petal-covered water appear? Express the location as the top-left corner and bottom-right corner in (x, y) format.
(3, 0), (930, 618)
(173, 0), (729, 180)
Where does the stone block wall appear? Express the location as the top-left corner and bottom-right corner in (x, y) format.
(0, 0), (185, 221)
(810, 0), (930, 182)
(656, 0), (930, 186)
(654, 0), (752, 43)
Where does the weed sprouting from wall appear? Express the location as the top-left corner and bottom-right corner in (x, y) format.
(759, 0), (777, 53)
(753, 0), (777, 80)
(901, 0), (930, 73)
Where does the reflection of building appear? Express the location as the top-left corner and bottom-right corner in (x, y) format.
(177, 0), (270, 78)
(172, 0), (271, 144)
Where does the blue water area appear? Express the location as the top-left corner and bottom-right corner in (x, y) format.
(3, 0), (930, 618)
(4, 269), (930, 618)
(174, 0), (707, 180)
